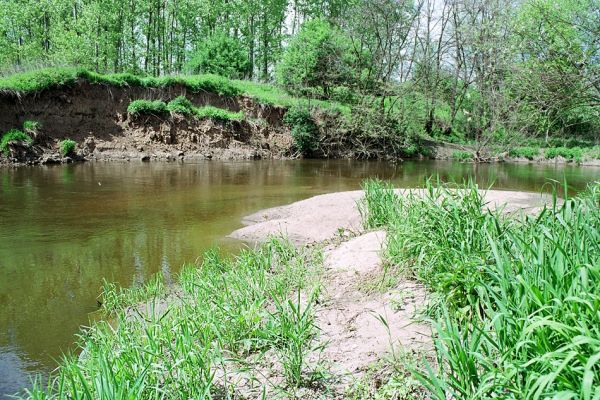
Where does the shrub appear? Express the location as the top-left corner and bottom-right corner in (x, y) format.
(508, 146), (539, 159)
(59, 139), (76, 156)
(194, 106), (244, 122)
(127, 99), (167, 116)
(0, 129), (32, 154)
(276, 19), (357, 97)
(166, 96), (195, 115)
(451, 150), (473, 162)
(283, 105), (319, 155)
(186, 33), (250, 79)
(22, 120), (41, 133)
(544, 146), (583, 162)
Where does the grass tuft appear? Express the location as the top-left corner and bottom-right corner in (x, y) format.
(127, 99), (167, 116)
(0, 129), (32, 155)
(59, 139), (76, 156)
(22, 120), (41, 133)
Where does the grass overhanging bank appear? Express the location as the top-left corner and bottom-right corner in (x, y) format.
(359, 179), (600, 399)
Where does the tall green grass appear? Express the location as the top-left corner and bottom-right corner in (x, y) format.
(20, 237), (323, 399)
(361, 179), (600, 399)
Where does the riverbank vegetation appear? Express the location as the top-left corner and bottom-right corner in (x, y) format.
(360, 179), (600, 398)
(21, 238), (324, 399)
(1, 0), (598, 162)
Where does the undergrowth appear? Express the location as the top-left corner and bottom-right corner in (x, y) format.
(360, 178), (600, 399)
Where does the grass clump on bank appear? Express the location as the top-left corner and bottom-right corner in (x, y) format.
(194, 105), (244, 121)
(22, 120), (41, 133)
(545, 146), (583, 162)
(360, 178), (600, 398)
(129, 96), (244, 122)
(0, 129), (32, 155)
(127, 99), (168, 116)
(508, 146), (539, 159)
(58, 139), (76, 156)
(21, 237), (324, 399)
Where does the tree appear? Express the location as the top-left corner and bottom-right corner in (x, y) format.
(276, 18), (354, 98)
(186, 33), (250, 78)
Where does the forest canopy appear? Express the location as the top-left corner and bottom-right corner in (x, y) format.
(0, 0), (598, 145)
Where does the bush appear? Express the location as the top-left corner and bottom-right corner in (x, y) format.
(544, 146), (583, 162)
(508, 146), (539, 159)
(127, 100), (167, 116)
(59, 139), (76, 156)
(22, 120), (41, 133)
(186, 33), (250, 79)
(166, 96), (195, 115)
(283, 105), (319, 155)
(0, 129), (32, 154)
(330, 86), (357, 104)
(451, 150), (473, 162)
(194, 106), (244, 122)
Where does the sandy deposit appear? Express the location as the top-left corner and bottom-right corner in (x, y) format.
(230, 188), (553, 244)
(228, 188), (555, 387)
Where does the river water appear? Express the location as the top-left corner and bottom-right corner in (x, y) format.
(0, 159), (598, 397)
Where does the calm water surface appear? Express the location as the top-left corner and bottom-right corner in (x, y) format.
(0, 159), (598, 397)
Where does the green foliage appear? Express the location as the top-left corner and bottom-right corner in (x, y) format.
(194, 106), (244, 122)
(22, 120), (41, 132)
(362, 179), (600, 398)
(0, 68), (241, 97)
(283, 105), (319, 154)
(277, 19), (356, 98)
(451, 151), (473, 162)
(0, 68), (78, 93)
(0, 129), (32, 155)
(59, 139), (76, 156)
(166, 96), (195, 115)
(127, 99), (168, 116)
(508, 146), (540, 159)
(544, 146), (583, 162)
(186, 33), (250, 79)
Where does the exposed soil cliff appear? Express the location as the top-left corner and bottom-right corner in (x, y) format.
(0, 80), (293, 165)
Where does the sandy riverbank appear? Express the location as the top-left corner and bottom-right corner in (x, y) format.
(227, 188), (554, 386)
